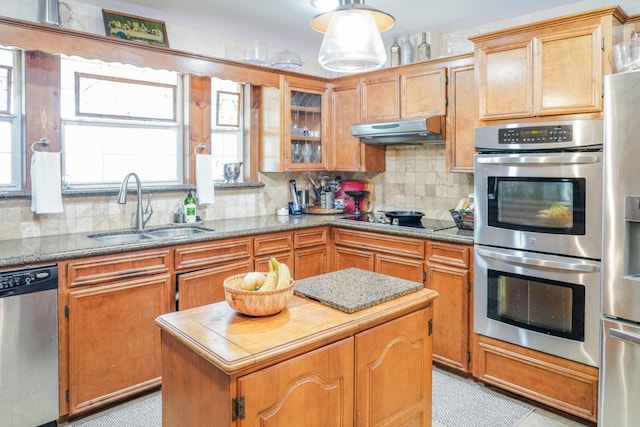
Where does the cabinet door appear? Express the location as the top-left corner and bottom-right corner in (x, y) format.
(355, 308), (432, 426)
(238, 337), (354, 427)
(401, 67), (446, 118)
(294, 246), (327, 279)
(448, 61), (477, 173)
(177, 260), (253, 311)
(375, 253), (424, 283)
(332, 83), (361, 171)
(361, 73), (400, 121)
(534, 24), (602, 116)
(67, 274), (171, 416)
(286, 82), (329, 171)
(478, 40), (533, 120)
(426, 242), (471, 373)
(334, 246), (374, 272)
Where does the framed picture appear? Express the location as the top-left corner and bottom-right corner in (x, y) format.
(102, 9), (169, 47)
(215, 91), (240, 127)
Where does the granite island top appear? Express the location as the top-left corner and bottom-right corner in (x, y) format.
(294, 268), (424, 313)
(0, 214), (473, 268)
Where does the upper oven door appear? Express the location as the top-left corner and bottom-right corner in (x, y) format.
(474, 151), (602, 259)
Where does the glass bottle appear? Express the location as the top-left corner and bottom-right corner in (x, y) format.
(417, 32), (431, 61)
(401, 36), (413, 65)
(390, 37), (400, 66)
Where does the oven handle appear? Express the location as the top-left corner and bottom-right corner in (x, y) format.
(476, 247), (600, 273)
(476, 154), (600, 165)
(609, 328), (640, 346)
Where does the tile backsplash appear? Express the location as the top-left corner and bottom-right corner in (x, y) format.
(0, 145), (473, 241)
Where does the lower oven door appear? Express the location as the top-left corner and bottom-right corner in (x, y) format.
(474, 245), (600, 367)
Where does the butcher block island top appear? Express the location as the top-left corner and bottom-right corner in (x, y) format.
(156, 269), (438, 426)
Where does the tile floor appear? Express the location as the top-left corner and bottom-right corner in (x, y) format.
(432, 406), (590, 427)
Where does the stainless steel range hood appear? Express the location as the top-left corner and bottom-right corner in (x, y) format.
(350, 116), (445, 144)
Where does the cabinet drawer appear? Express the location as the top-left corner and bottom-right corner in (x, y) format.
(64, 249), (171, 288)
(174, 238), (252, 271)
(333, 228), (424, 259)
(254, 232), (293, 256)
(426, 241), (471, 268)
(294, 227), (327, 248)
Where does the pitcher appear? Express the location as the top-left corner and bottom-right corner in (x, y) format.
(39, 0), (73, 27)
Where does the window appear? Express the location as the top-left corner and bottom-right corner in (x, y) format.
(0, 47), (21, 190)
(60, 56), (183, 188)
(211, 77), (244, 181)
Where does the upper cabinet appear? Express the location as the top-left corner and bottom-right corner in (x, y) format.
(330, 76), (385, 172)
(447, 54), (477, 173)
(471, 6), (626, 121)
(360, 64), (447, 122)
(260, 75), (330, 172)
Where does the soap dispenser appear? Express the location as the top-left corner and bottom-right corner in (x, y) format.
(184, 189), (197, 223)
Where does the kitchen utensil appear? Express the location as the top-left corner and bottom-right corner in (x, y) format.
(39, 0), (73, 27)
(297, 189), (309, 211)
(345, 190), (370, 216)
(381, 210), (425, 224)
(222, 162), (242, 183)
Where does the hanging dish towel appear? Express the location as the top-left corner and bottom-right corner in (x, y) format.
(31, 151), (64, 214)
(196, 154), (215, 205)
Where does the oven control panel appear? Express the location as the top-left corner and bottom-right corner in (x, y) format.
(498, 125), (573, 144)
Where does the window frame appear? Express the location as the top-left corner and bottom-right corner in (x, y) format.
(0, 47), (22, 191)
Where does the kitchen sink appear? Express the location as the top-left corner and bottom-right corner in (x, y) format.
(145, 226), (213, 238)
(88, 226), (214, 243)
(88, 231), (156, 244)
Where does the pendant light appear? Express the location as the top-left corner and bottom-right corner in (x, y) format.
(310, 0), (394, 73)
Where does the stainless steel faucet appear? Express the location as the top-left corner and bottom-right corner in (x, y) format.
(117, 172), (153, 231)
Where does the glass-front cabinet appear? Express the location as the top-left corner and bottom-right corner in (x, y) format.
(259, 75), (329, 172)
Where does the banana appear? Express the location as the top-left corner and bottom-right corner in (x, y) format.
(259, 269), (278, 291)
(276, 262), (291, 289)
(269, 256), (280, 272)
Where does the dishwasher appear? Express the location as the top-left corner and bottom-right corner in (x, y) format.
(0, 265), (59, 427)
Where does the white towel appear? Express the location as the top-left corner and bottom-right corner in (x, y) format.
(196, 154), (215, 205)
(31, 151), (64, 214)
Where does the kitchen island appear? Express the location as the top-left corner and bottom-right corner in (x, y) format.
(156, 269), (438, 426)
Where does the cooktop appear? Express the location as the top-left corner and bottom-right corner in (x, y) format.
(339, 213), (457, 231)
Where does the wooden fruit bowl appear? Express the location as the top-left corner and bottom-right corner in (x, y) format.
(223, 273), (295, 316)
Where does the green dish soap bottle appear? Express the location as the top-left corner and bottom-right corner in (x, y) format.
(184, 189), (197, 223)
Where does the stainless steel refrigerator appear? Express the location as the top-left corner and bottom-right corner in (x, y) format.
(600, 68), (640, 426)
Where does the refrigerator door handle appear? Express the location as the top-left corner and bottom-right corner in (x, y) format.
(609, 328), (640, 346)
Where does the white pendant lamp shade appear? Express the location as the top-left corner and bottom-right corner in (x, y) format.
(311, 0), (394, 74)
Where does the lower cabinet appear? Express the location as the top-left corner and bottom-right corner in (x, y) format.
(59, 249), (172, 418)
(426, 241), (473, 373)
(473, 334), (599, 422)
(332, 228), (425, 283)
(161, 305), (432, 427)
(293, 226), (328, 279)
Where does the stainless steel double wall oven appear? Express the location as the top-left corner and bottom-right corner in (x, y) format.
(473, 120), (603, 367)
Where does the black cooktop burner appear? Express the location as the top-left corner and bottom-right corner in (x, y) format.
(341, 213), (457, 231)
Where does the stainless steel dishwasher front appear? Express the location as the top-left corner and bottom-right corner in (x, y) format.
(0, 265), (59, 427)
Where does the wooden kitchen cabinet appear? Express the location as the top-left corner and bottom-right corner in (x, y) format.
(158, 289), (435, 427)
(174, 237), (253, 310)
(426, 241), (473, 374)
(254, 231), (294, 272)
(259, 75), (330, 172)
(332, 227), (424, 283)
(361, 63), (447, 122)
(59, 249), (172, 418)
(473, 334), (599, 422)
(330, 77), (385, 172)
(293, 226), (328, 279)
(472, 7), (624, 120)
(447, 54), (477, 173)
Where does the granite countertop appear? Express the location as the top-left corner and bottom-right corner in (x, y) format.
(0, 214), (473, 268)
(294, 268), (424, 313)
